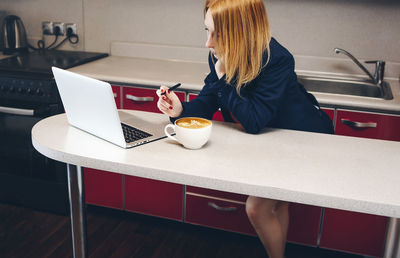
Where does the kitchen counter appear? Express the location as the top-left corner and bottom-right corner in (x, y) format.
(33, 110), (400, 218)
(32, 110), (400, 258)
(68, 55), (400, 114)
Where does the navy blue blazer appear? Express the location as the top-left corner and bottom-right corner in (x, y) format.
(176, 38), (333, 134)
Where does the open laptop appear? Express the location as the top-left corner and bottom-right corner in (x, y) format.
(52, 67), (166, 148)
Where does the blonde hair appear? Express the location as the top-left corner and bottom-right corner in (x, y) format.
(204, 0), (271, 93)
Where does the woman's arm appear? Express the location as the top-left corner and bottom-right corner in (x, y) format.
(172, 53), (223, 121)
(220, 54), (295, 134)
(157, 53), (221, 120)
(178, 74), (222, 120)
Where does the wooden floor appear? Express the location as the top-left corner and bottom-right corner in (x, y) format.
(0, 203), (362, 258)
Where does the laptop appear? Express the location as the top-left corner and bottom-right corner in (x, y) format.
(52, 67), (166, 148)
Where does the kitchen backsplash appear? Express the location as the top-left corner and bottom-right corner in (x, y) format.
(1, 0), (399, 77)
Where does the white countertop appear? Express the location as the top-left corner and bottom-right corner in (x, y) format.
(32, 110), (400, 218)
(68, 55), (400, 113)
(69, 56), (209, 91)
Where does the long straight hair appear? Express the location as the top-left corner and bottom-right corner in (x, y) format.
(204, 0), (271, 93)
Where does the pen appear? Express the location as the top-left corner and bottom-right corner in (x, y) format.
(161, 83), (181, 96)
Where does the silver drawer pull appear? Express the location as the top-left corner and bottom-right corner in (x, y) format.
(0, 106), (34, 116)
(113, 93), (117, 98)
(208, 202), (237, 212)
(126, 94), (154, 102)
(341, 119), (377, 128)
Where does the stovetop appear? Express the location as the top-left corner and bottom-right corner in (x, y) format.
(0, 50), (108, 106)
(0, 49), (108, 78)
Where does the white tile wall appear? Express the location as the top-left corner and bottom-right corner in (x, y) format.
(1, 0), (84, 51)
(266, 0), (400, 62)
(1, 0), (399, 76)
(83, 0), (205, 53)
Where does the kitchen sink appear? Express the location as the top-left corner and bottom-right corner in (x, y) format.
(298, 76), (393, 100)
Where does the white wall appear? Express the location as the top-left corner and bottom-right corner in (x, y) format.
(267, 0), (400, 62)
(1, 0), (400, 66)
(1, 0), (84, 51)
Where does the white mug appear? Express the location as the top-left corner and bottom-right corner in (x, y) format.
(164, 117), (212, 149)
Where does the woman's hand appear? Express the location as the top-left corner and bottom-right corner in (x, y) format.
(215, 57), (226, 79)
(156, 85), (183, 118)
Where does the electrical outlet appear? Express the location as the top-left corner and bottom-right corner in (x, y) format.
(65, 23), (77, 35)
(53, 22), (65, 36)
(42, 21), (54, 35)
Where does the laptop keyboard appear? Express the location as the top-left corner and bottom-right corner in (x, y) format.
(121, 123), (152, 143)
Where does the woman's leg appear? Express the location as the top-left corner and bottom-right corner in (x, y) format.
(276, 202), (290, 248)
(246, 196), (289, 258)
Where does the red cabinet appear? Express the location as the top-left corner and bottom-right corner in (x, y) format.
(186, 187), (253, 235)
(186, 193), (255, 235)
(85, 83), (400, 257)
(84, 168), (123, 209)
(335, 109), (400, 141)
(125, 175), (183, 221)
(320, 209), (387, 257)
(319, 109), (399, 257)
(187, 186), (247, 202)
(186, 186), (322, 246)
(287, 204), (322, 246)
(84, 86), (123, 209)
(321, 108), (335, 124)
(112, 85), (121, 108)
(121, 86), (185, 220)
(123, 86), (185, 113)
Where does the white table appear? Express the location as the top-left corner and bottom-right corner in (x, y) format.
(32, 110), (400, 258)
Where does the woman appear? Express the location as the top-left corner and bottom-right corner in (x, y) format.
(157, 0), (333, 257)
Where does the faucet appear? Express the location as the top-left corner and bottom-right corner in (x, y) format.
(334, 48), (385, 84)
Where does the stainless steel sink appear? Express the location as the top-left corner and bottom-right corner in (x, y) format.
(298, 76), (393, 100)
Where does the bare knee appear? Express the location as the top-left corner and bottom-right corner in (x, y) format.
(246, 196), (279, 221)
(276, 201), (289, 213)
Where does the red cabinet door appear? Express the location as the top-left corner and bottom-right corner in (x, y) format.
(320, 209), (388, 257)
(320, 109), (397, 257)
(188, 93), (224, 121)
(125, 175), (183, 221)
(123, 86), (185, 113)
(287, 204), (322, 246)
(111, 85), (121, 109)
(83, 168), (123, 209)
(185, 193), (256, 235)
(187, 186), (248, 202)
(186, 186), (321, 246)
(335, 109), (400, 141)
(321, 108), (335, 123)
(122, 86), (185, 221)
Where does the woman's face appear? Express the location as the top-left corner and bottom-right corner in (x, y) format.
(204, 9), (219, 59)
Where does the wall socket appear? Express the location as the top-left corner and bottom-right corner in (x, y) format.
(65, 23), (77, 35)
(53, 22), (65, 36)
(42, 21), (77, 36)
(42, 21), (54, 35)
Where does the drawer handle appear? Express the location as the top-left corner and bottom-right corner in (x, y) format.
(113, 93), (117, 98)
(126, 94), (154, 102)
(208, 202), (237, 212)
(341, 119), (377, 128)
(0, 106), (34, 116)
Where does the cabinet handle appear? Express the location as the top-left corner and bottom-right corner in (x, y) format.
(341, 119), (377, 128)
(0, 106), (34, 116)
(208, 202), (237, 212)
(126, 94), (154, 102)
(113, 93), (117, 98)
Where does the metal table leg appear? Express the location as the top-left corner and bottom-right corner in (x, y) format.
(384, 218), (400, 258)
(67, 164), (87, 258)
